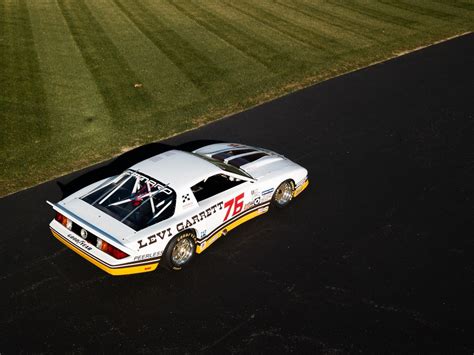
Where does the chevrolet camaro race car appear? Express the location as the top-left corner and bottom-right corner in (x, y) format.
(48, 143), (309, 275)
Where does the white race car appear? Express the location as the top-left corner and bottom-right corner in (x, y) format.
(48, 143), (309, 275)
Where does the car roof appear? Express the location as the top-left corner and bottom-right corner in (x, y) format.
(129, 150), (221, 190)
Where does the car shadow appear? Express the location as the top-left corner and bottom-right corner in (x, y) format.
(57, 139), (225, 198)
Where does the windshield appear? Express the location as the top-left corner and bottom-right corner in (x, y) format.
(82, 170), (176, 231)
(193, 153), (254, 179)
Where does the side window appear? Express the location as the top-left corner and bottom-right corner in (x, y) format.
(191, 174), (243, 202)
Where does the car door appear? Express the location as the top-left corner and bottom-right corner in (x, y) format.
(190, 173), (253, 242)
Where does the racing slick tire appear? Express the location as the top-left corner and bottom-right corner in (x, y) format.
(272, 180), (294, 208)
(162, 231), (196, 271)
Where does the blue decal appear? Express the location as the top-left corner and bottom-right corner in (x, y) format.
(262, 188), (274, 195)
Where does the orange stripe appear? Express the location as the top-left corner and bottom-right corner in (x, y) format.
(293, 179), (309, 197)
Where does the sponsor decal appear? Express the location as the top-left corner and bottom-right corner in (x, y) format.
(67, 233), (93, 251)
(262, 188), (274, 196)
(245, 196), (261, 211)
(182, 194), (191, 203)
(137, 227), (173, 249)
(137, 201), (226, 249)
(133, 251), (161, 261)
(176, 201), (224, 231)
(261, 187), (274, 202)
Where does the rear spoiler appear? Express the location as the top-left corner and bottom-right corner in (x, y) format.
(47, 200), (124, 247)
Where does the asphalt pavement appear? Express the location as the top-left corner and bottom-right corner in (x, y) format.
(1, 33), (473, 353)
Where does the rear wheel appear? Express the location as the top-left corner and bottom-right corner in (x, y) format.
(272, 180), (294, 208)
(163, 231), (196, 271)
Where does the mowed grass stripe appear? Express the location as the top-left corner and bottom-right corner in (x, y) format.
(27, 0), (113, 138)
(432, 0), (474, 12)
(0, 0), (48, 149)
(57, 0), (153, 127)
(225, 0), (341, 54)
(401, 0), (474, 21)
(87, 0), (203, 107)
(168, 0), (290, 72)
(144, 0), (278, 90)
(113, 0), (226, 92)
(380, 0), (455, 22)
(199, 1), (319, 70)
(301, 0), (413, 39)
(359, 1), (456, 30)
(197, 1), (323, 81)
(327, 0), (419, 30)
(364, 1), (450, 30)
(275, 0), (383, 45)
(257, 0), (372, 49)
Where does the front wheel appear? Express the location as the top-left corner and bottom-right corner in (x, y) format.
(162, 232), (196, 271)
(272, 180), (294, 208)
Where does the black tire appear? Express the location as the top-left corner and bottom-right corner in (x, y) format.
(272, 180), (294, 208)
(162, 231), (196, 271)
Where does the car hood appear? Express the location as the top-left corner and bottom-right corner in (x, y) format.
(193, 143), (297, 180)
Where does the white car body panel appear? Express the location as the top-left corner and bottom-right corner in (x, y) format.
(48, 143), (309, 275)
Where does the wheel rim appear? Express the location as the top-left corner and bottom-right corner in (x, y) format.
(171, 238), (193, 266)
(274, 181), (293, 205)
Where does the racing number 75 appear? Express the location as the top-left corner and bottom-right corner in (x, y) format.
(223, 193), (244, 221)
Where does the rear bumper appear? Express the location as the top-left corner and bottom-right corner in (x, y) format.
(50, 226), (159, 276)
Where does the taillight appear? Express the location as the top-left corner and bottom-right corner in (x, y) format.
(96, 238), (128, 259)
(55, 212), (64, 223)
(55, 212), (72, 230)
(111, 247), (128, 259)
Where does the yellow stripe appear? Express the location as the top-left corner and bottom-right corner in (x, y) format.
(51, 229), (158, 276)
(293, 179), (309, 197)
(196, 207), (269, 254)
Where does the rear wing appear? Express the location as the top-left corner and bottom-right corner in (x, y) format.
(47, 200), (125, 247)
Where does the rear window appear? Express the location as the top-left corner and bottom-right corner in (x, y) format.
(228, 152), (267, 168)
(82, 171), (175, 231)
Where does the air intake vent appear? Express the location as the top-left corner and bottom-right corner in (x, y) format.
(212, 149), (255, 162)
(228, 152), (267, 168)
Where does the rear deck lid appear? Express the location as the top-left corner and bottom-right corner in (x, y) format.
(51, 198), (136, 244)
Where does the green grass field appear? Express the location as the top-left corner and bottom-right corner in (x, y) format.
(0, 0), (472, 196)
